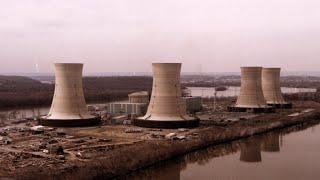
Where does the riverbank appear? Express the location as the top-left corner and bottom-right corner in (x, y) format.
(0, 101), (317, 179)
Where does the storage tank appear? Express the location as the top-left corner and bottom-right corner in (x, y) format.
(262, 68), (292, 108)
(40, 63), (100, 127)
(228, 67), (273, 112)
(134, 63), (199, 128)
(128, 91), (149, 103)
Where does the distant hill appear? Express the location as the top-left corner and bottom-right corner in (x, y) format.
(0, 75), (152, 108)
(0, 75), (42, 85)
(0, 75), (50, 92)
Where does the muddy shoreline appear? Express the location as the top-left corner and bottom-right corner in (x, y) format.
(6, 101), (319, 180)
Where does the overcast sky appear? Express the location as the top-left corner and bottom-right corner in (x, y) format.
(0, 0), (319, 73)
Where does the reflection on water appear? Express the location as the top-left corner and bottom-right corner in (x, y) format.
(126, 123), (320, 180)
(123, 159), (183, 180)
(261, 132), (281, 152)
(239, 136), (262, 163)
(188, 86), (317, 97)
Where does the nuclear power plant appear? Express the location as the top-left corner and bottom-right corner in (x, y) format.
(134, 63), (199, 128)
(262, 68), (292, 108)
(228, 67), (274, 113)
(40, 63), (100, 127)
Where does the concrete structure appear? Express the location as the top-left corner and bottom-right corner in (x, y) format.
(262, 68), (292, 108)
(228, 67), (273, 113)
(128, 91), (149, 103)
(182, 96), (202, 113)
(106, 103), (148, 115)
(134, 63), (199, 128)
(40, 63), (100, 127)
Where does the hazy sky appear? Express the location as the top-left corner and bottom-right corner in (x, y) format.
(0, 0), (320, 73)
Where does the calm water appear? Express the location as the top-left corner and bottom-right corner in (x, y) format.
(125, 123), (320, 180)
(188, 86), (317, 97)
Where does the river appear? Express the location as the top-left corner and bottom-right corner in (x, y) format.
(0, 101), (127, 120)
(125, 122), (320, 180)
(187, 86), (316, 97)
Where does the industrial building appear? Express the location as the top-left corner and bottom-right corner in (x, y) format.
(228, 67), (274, 113)
(128, 91), (149, 103)
(262, 68), (292, 108)
(182, 96), (202, 113)
(105, 103), (148, 116)
(134, 63), (199, 128)
(106, 92), (201, 117)
(40, 63), (100, 127)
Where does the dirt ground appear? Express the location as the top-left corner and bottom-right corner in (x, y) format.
(1, 100), (320, 179)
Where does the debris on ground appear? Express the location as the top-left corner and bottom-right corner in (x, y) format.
(175, 135), (186, 140)
(288, 113), (300, 117)
(30, 125), (44, 133)
(178, 128), (188, 132)
(123, 120), (132, 125)
(125, 128), (143, 133)
(165, 133), (177, 139)
(98, 138), (112, 142)
(302, 109), (315, 113)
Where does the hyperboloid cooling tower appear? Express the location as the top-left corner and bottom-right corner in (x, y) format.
(228, 67), (274, 113)
(262, 68), (292, 108)
(40, 63), (100, 127)
(134, 63), (199, 128)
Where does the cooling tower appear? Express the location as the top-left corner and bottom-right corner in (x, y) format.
(134, 63), (199, 128)
(40, 63), (100, 127)
(262, 68), (292, 108)
(228, 67), (273, 113)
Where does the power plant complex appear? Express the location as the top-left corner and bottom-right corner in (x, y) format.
(36, 62), (290, 128)
(1, 60), (308, 178)
(39, 63), (100, 127)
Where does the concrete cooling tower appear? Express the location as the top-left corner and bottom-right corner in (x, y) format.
(262, 68), (292, 108)
(40, 63), (100, 127)
(228, 67), (274, 113)
(134, 63), (199, 128)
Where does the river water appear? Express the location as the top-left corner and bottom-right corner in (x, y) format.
(188, 86), (316, 97)
(125, 123), (320, 180)
(0, 102), (124, 120)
